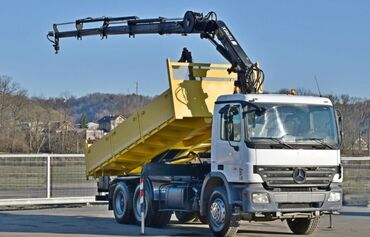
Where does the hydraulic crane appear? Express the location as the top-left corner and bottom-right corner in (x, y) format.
(47, 11), (343, 237)
(47, 11), (263, 94)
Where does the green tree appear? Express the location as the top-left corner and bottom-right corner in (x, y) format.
(79, 113), (88, 128)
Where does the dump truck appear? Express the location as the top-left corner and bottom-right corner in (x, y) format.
(48, 11), (343, 237)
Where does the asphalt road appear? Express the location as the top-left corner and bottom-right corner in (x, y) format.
(0, 205), (369, 237)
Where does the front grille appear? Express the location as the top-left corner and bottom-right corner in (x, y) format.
(278, 202), (322, 209)
(255, 166), (339, 188)
(280, 187), (311, 192)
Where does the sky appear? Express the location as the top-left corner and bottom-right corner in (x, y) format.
(0, 0), (369, 98)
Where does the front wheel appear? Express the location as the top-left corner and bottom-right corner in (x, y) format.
(208, 187), (239, 237)
(287, 217), (320, 235)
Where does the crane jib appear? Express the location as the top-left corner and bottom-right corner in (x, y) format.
(47, 10), (264, 94)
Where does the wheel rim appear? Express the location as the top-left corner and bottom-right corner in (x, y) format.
(134, 190), (141, 218)
(210, 197), (226, 231)
(134, 187), (148, 220)
(115, 189), (125, 216)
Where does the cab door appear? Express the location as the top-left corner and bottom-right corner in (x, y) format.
(211, 104), (244, 182)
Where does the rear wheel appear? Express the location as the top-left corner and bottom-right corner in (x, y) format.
(132, 183), (152, 226)
(132, 183), (171, 228)
(198, 213), (209, 224)
(287, 217), (320, 235)
(208, 187), (239, 237)
(112, 182), (133, 224)
(151, 210), (172, 228)
(175, 211), (198, 223)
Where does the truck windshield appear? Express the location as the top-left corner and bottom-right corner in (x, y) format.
(245, 103), (339, 148)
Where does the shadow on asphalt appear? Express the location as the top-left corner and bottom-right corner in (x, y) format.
(237, 229), (293, 235)
(340, 211), (370, 217)
(0, 212), (295, 236)
(0, 212), (210, 236)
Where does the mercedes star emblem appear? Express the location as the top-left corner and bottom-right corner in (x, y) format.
(292, 168), (306, 184)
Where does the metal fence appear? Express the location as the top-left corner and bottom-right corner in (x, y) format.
(342, 156), (370, 206)
(0, 154), (97, 206)
(0, 154), (369, 206)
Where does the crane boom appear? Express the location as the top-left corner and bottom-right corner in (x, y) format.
(47, 11), (263, 93)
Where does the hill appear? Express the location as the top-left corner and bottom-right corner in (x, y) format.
(0, 75), (369, 155)
(66, 93), (152, 122)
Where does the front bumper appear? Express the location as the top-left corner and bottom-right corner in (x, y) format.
(241, 183), (342, 214)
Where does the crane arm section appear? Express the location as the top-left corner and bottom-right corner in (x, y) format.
(47, 11), (263, 93)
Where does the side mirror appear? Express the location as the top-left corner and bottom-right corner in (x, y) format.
(219, 104), (230, 114)
(220, 105), (240, 152)
(226, 120), (239, 151)
(249, 114), (256, 128)
(243, 106), (266, 129)
(335, 109), (343, 147)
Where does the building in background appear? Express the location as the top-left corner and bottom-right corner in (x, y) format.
(86, 122), (104, 144)
(97, 115), (125, 133)
(86, 115), (125, 144)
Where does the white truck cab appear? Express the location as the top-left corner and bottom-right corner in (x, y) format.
(206, 93), (342, 234)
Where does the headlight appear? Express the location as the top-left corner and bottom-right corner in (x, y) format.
(252, 193), (270, 204)
(328, 192), (341, 202)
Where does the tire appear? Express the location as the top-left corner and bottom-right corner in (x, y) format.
(112, 182), (133, 224)
(175, 211), (198, 223)
(287, 217), (320, 235)
(132, 183), (171, 228)
(208, 187), (239, 237)
(132, 183), (152, 226)
(151, 210), (172, 228)
(198, 213), (209, 224)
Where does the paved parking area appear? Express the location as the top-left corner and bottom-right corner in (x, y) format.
(0, 204), (369, 237)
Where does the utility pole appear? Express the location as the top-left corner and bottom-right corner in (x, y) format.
(76, 131), (79, 153)
(135, 81), (140, 108)
(359, 130), (361, 154)
(368, 127), (370, 156)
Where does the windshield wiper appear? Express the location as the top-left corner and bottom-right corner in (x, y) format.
(252, 137), (293, 149)
(297, 138), (335, 149)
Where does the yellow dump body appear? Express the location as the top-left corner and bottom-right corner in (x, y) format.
(85, 60), (236, 177)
